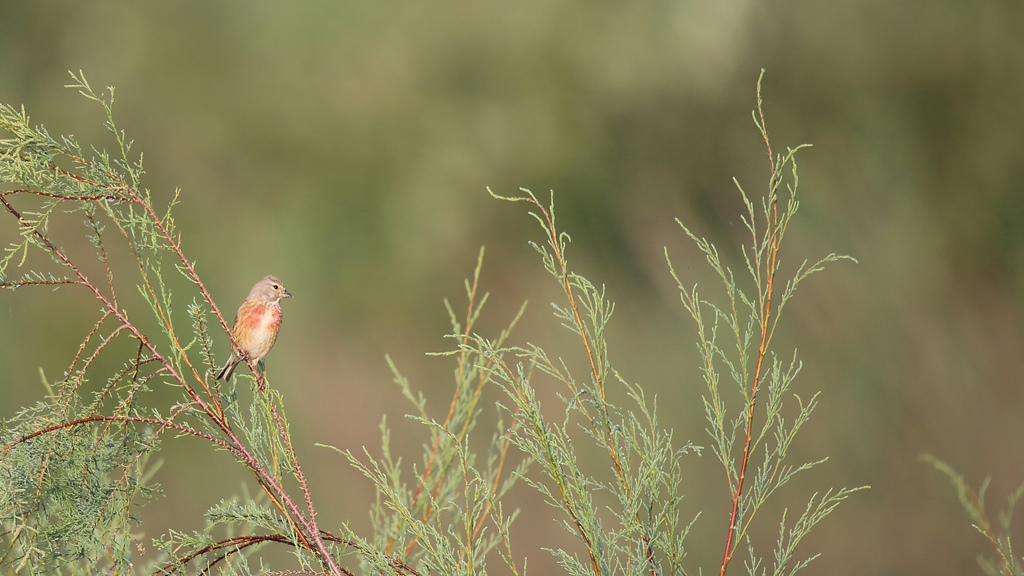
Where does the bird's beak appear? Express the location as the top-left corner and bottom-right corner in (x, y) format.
(283, 289), (292, 298)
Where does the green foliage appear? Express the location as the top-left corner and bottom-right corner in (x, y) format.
(0, 73), (168, 575)
(664, 72), (867, 575)
(478, 187), (702, 576)
(923, 455), (1024, 576)
(0, 72), (350, 575)
(334, 251), (528, 575)
(1, 71), (860, 575)
(0, 396), (158, 573)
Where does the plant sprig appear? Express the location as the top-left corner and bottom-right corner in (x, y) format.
(665, 69), (867, 576)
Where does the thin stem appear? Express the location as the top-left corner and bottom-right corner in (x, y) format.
(718, 84), (781, 576)
(499, 191), (657, 576)
(1, 169), (344, 574)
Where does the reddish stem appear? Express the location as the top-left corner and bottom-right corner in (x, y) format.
(2, 174), (344, 573)
(718, 126), (780, 575)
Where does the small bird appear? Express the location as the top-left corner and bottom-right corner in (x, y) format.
(215, 275), (292, 381)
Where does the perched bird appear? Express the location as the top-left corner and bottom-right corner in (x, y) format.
(215, 275), (292, 381)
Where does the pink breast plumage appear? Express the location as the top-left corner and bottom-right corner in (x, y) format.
(236, 304), (282, 360)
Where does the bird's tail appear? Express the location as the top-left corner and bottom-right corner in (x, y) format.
(215, 355), (239, 381)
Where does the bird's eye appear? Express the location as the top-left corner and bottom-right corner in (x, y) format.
(273, 285), (280, 290)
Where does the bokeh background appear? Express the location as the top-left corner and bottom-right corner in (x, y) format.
(2, 1), (1024, 574)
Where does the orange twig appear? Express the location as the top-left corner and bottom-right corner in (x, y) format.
(510, 192), (658, 576)
(718, 86), (779, 576)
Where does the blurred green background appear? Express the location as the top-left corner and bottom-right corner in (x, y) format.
(2, 1), (1024, 574)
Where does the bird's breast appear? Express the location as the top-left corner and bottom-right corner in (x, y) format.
(239, 304), (282, 332)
